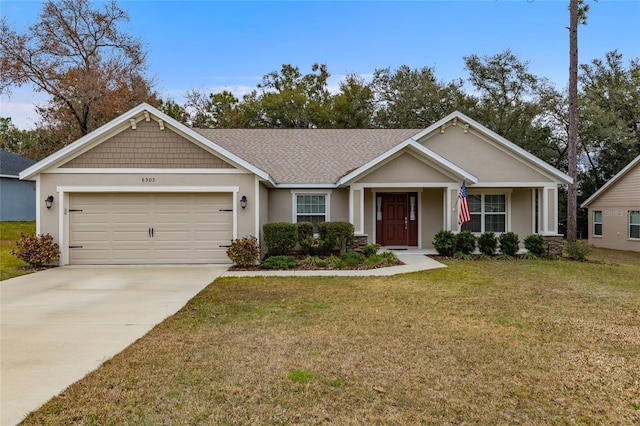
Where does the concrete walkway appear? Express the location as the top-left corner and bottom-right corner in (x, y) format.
(0, 254), (443, 425)
(0, 265), (227, 426)
(222, 251), (446, 277)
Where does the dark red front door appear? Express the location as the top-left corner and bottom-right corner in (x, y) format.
(382, 194), (408, 246)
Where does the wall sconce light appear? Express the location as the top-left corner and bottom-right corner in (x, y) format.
(45, 195), (54, 209)
(240, 195), (248, 210)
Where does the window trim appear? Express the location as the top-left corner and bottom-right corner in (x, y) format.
(291, 190), (331, 229)
(461, 192), (509, 234)
(593, 210), (603, 237)
(629, 210), (640, 240)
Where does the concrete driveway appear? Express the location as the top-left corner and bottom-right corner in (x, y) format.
(0, 265), (227, 426)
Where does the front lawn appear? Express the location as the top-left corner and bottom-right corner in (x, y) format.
(23, 253), (640, 424)
(0, 221), (35, 280)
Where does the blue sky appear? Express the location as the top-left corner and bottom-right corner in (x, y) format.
(1, 0), (639, 129)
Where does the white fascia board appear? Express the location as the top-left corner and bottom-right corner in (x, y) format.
(336, 139), (477, 186)
(410, 111), (573, 185)
(19, 103), (275, 184)
(276, 183), (338, 189)
(581, 154), (640, 208)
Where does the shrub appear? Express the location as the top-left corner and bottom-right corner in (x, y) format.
(564, 240), (592, 261)
(260, 255), (298, 270)
(326, 255), (346, 269)
(11, 233), (60, 267)
(362, 243), (380, 258)
(455, 230), (477, 254)
(340, 250), (364, 267)
(524, 234), (546, 256)
(263, 222), (298, 256)
(318, 222), (354, 254)
(433, 230), (456, 257)
(296, 222), (314, 246)
(477, 231), (498, 255)
(300, 236), (323, 255)
(497, 253), (513, 260)
(226, 236), (260, 267)
(520, 251), (537, 260)
(380, 250), (398, 264)
(498, 232), (520, 256)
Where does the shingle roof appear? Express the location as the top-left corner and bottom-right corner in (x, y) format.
(0, 150), (36, 177)
(192, 128), (422, 184)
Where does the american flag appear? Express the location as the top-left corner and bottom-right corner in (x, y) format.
(458, 180), (471, 227)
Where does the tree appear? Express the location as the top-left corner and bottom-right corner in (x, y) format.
(182, 89), (243, 128)
(463, 49), (562, 164)
(578, 51), (640, 195)
(371, 65), (470, 128)
(329, 73), (375, 128)
(0, 0), (157, 143)
(240, 63), (332, 128)
(159, 98), (188, 124)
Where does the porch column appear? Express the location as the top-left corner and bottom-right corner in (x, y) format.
(350, 187), (365, 235)
(540, 185), (557, 235)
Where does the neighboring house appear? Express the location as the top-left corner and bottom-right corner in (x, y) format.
(581, 155), (640, 252)
(1, 150), (36, 221)
(20, 103), (572, 265)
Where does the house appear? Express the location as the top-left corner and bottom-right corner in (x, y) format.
(20, 103), (572, 265)
(1, 150), (36, 221)
(580, 154), (640, 252)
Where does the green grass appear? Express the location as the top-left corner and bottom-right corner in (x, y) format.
(22, 250), (640, 425)
(0, 221), (35, 280)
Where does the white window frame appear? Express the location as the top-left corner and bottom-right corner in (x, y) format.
(593, 210), (603, 237)
(629, 210), (640, 240)
(462, 192), (509, 234)
(291, 190), (331, 231)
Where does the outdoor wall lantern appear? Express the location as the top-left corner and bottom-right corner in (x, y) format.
(240, 195), (248, 210)
(45, 195), (54, 209)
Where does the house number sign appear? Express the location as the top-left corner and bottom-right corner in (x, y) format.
(141, 177), (156, 183)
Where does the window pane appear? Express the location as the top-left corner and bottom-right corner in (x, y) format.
(630, 225), (640, 239)
(462, 214), (481, 233)
(485, 214), (506, 233)
(297, 215), (325, 232)
(468, 194), (481, 213)
(630, 211), (640, 225)
(594, 223), (602, 236)
(485, 194), (506, 213)
(593, 210), (602, 223)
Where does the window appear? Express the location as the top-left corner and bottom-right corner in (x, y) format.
(630, 211), (640, 239)
(462, 193), (506, 233)
(593, 210), (603, 237)
(294, 193), (328, 232)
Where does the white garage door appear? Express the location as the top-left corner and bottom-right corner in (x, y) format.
(69, 193), (233, 264)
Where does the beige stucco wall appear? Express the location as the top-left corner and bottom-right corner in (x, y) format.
(356, 153), (453, 184)
(418, 125), (556, 183)
(266, 188), (349, 225)
(421, 188), (444, 249)
(511, 188), (534, 243)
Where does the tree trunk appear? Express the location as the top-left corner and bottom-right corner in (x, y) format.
(567, 0), (579, 242)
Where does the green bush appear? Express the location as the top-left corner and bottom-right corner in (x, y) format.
(263, 222), (298, 256)
(296, 222), (314, 246)
(318, 222), (354, 254)
(433, 230), (456, 257)
(454, 252), (473, 260)
(362, 243), (380, 258)
(340, 250), (364, 266)
(524, 234), (546, 256)
(326, 255), (346, 269)
(477, 231), (498, 255)
(498, 232), (520, 256)
(455, 230), (477, 254)
(520, 251), (537, 260)
(260, 255), (298, 270)
(226, 236), (260, 267)
(301, 236), (324, 255)
(564, 240), (592, 261)
(11, 233), (60, 267)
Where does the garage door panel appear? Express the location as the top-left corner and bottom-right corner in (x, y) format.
(69, 192), (233, 264)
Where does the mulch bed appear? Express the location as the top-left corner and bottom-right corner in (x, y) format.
(228, 253), (404, 271)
